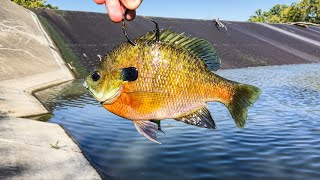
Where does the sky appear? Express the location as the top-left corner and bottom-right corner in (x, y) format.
(46, 0), (298, 21)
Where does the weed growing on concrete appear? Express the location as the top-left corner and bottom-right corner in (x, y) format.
(50, 140), (62, 149)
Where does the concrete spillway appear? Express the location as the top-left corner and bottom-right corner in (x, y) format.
(0, 1), (100, 179)
(34, 9), (320, 72)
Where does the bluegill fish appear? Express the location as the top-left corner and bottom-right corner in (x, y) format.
(84, 29), (261, 143)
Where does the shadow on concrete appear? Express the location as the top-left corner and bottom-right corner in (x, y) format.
(0, 166), (26, 179)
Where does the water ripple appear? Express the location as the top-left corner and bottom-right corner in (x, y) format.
(35, 64), (320, 179)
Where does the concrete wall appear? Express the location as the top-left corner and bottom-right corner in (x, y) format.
(0, 0), (74, 117)
(0, 1), (101, 178)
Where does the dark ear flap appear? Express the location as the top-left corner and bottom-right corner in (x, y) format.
(122, 67), (138, 82)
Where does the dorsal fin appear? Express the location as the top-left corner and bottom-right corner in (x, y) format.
(138, 29), (221, 71)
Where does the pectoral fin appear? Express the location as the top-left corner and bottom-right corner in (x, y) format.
(126, 92), (168, 115)
(134, 120), (161, 144)
(174, 106), (216, 129)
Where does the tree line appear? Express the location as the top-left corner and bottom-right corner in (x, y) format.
(248, 0), (319, 24)
(11, 0), (58, 9)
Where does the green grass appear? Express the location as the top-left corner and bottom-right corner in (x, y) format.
(36, 14), (88, 78)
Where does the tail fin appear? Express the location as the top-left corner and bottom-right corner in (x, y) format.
(228, 84), (261, 128)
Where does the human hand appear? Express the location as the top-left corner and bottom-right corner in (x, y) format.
(94, 0), (142, 23)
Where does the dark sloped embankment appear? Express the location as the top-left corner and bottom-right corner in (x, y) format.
(34, 9), (320, 72)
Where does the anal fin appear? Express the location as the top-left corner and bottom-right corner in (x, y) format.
(134, 120), (161, 144)
(174, 106), (216, 129)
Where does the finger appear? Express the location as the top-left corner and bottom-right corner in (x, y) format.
(120, 2), (126, 14)
(94, 0), (105, 5)
(120, 0), (142, 10)
(105, 0), (123, 22)
(125, 10), (136, 21)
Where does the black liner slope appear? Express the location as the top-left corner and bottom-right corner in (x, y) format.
(35, 9), (320, 72)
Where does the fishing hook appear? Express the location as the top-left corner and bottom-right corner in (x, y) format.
(150, 19), (160, 42)
(121, 11), (160, 45)
(121, 10), (136, 46)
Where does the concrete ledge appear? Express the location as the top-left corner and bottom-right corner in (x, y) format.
(0, 69), (73, 117)
(0, 116), (101, 179)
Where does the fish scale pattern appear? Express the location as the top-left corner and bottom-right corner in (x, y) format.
(100, 32), (236, 120)
(120, 41), (228, 119)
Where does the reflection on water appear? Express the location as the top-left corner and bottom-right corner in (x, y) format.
(36, 64), (320, 179)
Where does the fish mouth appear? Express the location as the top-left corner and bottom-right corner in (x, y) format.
(83, 80), (122, 104)
(83, 80), (89, 89)
(100, 86), (122, 105)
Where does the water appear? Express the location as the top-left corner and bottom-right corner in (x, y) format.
(35, 64), (320, 179)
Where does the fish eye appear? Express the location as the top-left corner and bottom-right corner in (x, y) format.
(122, 67), (138, 82)
(91, 71), (100, 82)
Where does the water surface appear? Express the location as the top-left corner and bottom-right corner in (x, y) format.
(36, 64), (320, 179)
